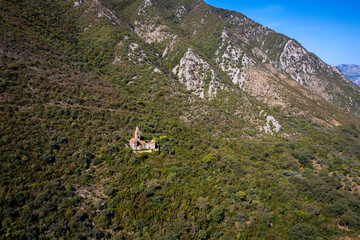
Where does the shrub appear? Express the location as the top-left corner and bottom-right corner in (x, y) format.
(104, 186), (117, 198)
(288, 224), (317, 240)
(211, 206), (225, 223)
(279, 153), (299, 170)
(92, 157), (101, 166)
(97, 215), (111, 229)
(144, 179), (161, 197)
(71, 211), (87, 223)
(56, 136), (68, 144)
(50, 222), (67, 237)
(41, 153), (55, 163)
(282, 170), (299, 177)
(48, 141), (60, 150)
(75, 233), (86, 240)
(196, 197), (209, 211)
(92, 228), (104, 239)
(25, 225), (39, 240)
(301, 203), (320, 216)
(82, 150), (95, 161)
(235, 191), (246, 201)
(79, 221), (93, 237)
(202, 153), (220, 165)
(101, 209), (114, 218)
(235, 213), (246, 223)
(155, 136), (168, 145)
(339, 210), (360, 228)
(198, 229), (207, 239)
(296, 153), (309, 166)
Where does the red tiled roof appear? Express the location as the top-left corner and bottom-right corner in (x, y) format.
(129, 138), (137, 143)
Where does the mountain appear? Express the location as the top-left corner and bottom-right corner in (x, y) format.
(119, 0), (360, 117)
(337, 64), (360, 87)
(1, 0), (360, 239)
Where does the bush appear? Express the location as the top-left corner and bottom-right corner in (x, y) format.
(97, 215), (111, 229)
(101, 209), (114, 218)
(50, 222), (67, 237)
(297, 154), (309, 166)
(41, 153), (55, 163)
(339, 210), (360, 228)
(104, 186), (117, 198)
(235, 191), (246, 200)
(202, 153), (220, 165)
(71, 211), (87, 223)
(144, 179), (161, 197)
(92, 157), (102, 166)
(75, 233), (86, 240)
(82, 150), (95, 161)
(282, 170), (299, 177)
(279, 153), (298, 170)
(288, 224), (317, 240)
(79, 221), (93, 237)
(301, 203), (320, 216)
(292, 151), (313, 167)
(92, 228), (104, 239)
(198, 229), (207, 239)
(56, 136), (68, 144)
(48, 141), (60, 150)
(324, 202), (348, 216)
(211, 206), (225, 223)
(25, 226), (39, 240)
(156, 136), (168, 145)
(235, 213), (246, 223)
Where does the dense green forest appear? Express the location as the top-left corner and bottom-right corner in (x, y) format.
(1, 0), (360, 239)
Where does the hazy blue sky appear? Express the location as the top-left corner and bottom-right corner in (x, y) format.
(204, 0), (360, 66)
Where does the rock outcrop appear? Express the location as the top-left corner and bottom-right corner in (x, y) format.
(172, 48), (222, 99)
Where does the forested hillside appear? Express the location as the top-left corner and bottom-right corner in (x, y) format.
(1, 0), (360, 239)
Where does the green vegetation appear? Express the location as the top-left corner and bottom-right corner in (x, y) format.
(1, 0), (360, 239)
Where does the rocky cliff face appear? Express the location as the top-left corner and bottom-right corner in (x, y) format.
(215, 28), (254, 90)
(337, 64), (360, 87)
(172, 48), (223, 99)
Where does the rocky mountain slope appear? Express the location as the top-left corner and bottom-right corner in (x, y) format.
(112, 0), (360, 117)
(337, 64), (360, 86)
(1, 0), (360, 239)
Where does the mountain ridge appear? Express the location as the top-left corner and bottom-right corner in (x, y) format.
(337, 64), (360, 87)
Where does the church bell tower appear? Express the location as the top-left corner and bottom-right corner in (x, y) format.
(135, 126), (141, 141)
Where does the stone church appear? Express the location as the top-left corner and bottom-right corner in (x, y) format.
(129, 126), (156, 150)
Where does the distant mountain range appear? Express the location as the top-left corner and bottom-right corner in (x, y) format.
(337, 64), (360, 86)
